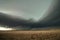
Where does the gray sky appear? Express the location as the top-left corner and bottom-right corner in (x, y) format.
(0, 0), (53, 21)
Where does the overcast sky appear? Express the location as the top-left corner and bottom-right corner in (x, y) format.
(0, 0), (53, 21)
(0, 0), (60, 30)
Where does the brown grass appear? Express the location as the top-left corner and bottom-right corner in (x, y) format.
(0, 30), (60, 40)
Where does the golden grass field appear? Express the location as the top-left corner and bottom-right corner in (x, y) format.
(0, 30), (60, 40)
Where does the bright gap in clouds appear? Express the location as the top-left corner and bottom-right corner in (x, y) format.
(0, 27), (14, 31)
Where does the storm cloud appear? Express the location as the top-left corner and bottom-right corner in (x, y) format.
(0, 0), (60, 30)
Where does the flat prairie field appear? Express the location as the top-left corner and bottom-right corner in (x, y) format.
(0, 30), (60, 40)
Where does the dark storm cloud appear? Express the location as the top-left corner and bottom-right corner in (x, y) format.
(0, 12), (43, 30)
(0, 0), (60, 30)
(0, 12), (32, 26)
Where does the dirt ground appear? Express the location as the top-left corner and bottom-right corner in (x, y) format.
(0, 30), (60, 40)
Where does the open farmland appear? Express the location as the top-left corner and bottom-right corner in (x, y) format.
(0, 30), (60, 40)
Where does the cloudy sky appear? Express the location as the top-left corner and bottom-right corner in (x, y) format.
(0, 0), (53, 21)
(0, 0), (60, 30)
